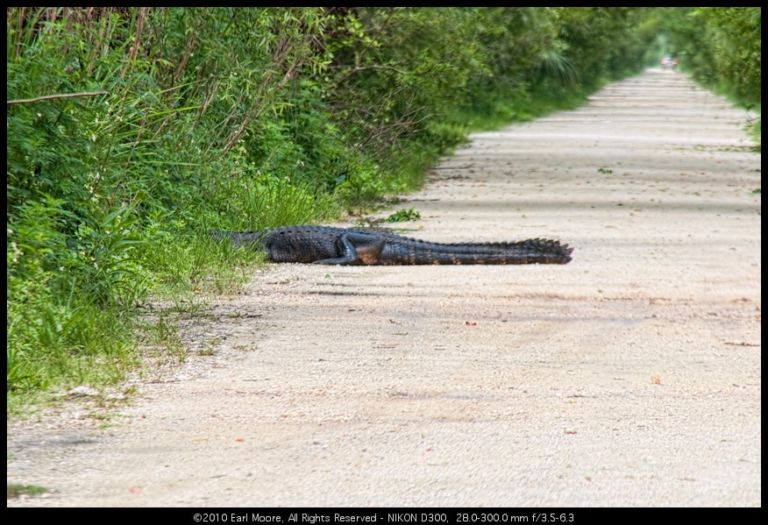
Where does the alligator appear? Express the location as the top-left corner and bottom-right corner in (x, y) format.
(211, 225), (573, 265)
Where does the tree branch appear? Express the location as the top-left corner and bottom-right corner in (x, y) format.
(7, 91), (108, 105)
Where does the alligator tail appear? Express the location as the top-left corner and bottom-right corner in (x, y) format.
(503, 238), (574, 264)
(384, 238), (573, 265)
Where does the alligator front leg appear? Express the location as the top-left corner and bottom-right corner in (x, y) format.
(312, 232), (385, 265)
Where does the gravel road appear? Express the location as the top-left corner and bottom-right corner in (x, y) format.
(7, 69), (761, 507)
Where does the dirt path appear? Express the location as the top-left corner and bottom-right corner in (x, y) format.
(8, 69), (761, 507)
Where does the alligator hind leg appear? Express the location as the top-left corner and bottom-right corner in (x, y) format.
(312, 232), (384, 265)
(311, 233), (361, 265)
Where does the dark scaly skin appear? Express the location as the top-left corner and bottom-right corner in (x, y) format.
(212, 225), (573, 265)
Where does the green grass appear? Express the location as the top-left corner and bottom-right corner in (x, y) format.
(7, 484), (48, 499)
(6, 230), (272, 414)
(448, 85), (595, 132)
(146, 234), (265, 298)
(7, 295), (137, 416)
(137, 312), (188, 366)
(748, 118), (761, 151)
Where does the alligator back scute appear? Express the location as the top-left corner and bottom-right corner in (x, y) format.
(263, 226), (342, 263)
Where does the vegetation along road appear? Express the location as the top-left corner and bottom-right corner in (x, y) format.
(7, 68), (761, 506)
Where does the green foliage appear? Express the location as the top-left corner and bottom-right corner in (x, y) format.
(439, 8), (659, 132)
(329, 9), (480, 139)
(7, 7), (665, 407)
(7, 484), (48, 499)
(748, 119), (761, 151)
(385, 208), (421, 223)
(658, 8), (761, 110)
(6, 8), (336, 405)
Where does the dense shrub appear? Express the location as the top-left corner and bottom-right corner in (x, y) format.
(659, 8), (761, 107)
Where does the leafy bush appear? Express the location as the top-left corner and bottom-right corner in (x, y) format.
(659, 8), (761, 107)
